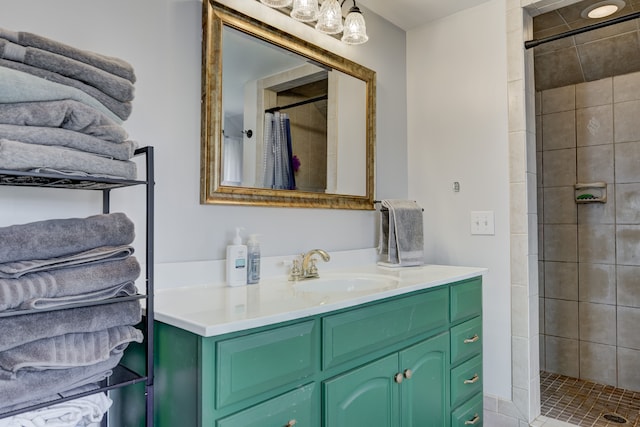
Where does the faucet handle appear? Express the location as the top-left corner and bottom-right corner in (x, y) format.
(289, 259), (302, 281)
(308, 258), (319, 276)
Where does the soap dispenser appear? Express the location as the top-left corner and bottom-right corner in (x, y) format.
(226, 227), (247, 287)
(246, 234), (261, 284)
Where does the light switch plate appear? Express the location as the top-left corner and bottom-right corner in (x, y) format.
(470, 211), (495, 235)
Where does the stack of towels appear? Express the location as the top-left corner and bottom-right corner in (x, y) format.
(0, 27), (139, 180)
(0, 213), (143, 425)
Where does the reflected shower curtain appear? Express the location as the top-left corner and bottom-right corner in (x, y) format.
(262, 112), (296, 190)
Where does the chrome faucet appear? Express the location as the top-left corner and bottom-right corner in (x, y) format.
(299, 249), (330, 280)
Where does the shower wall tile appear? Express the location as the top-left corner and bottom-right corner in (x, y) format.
(541, 85), (575, 114)
(537, 187), (544, 223)
(577, 144), (614, 184)
(544, 261), (577, 300)
(544, 224), (577, 262)
(578, 302), (616, 345)
(545, 335), (579, 377)
(617, 265), (640, 308)
(616, 225), (640, 265)
(539, 261), (545, 297)
(543, 148), (576, 187)
(614, 141), (640, 183)
(545, 298), (578, 339)
(579, 263), (616, 305)
(616, 183), (640, 224)
(539, 335), (545, 372)
(617, 347), (640, 391)
(577, 185), (615, 224)
(576, 77), (612, 108)
(614, 70), (640, 103)
(578, 224), (615, 264)
(543, 187), (576, 224)
(618, 306), (640, 350)
(539, 296), (545, 334)
(576, 105), (613, 146)
(536, 115), (543, 152)
(579, 341), (617, 387)
(614, 100), (640, 143)
(542, 111), (576, 150)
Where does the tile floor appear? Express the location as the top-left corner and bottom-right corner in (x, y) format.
(538, 371), (640, 427)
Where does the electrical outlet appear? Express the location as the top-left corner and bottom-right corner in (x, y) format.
(470, 211), (495, 235)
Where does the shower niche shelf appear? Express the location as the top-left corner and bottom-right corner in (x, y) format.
(575, 182), (606, 203)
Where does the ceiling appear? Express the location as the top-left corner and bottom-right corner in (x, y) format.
(356, 0), (492, 30)
(532, 0), (640, 91)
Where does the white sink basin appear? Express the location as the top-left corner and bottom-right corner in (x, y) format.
(293, 273), (399, 293)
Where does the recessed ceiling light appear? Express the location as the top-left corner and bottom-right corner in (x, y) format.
(581, 0), (625, 19)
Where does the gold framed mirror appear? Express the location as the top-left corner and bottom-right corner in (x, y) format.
(201, 1), (376, 209)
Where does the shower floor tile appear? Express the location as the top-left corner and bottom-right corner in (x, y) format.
(541, 371), (640, 427)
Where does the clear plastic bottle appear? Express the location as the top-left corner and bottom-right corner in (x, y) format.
(246, 234), (261, 284)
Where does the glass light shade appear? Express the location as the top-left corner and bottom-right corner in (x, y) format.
(291, 0), (319, 22)
(341, 8), (368, 45)
(260, 0), (293, 8)
(316, 0), (343, 34)
(587, 4), (619, 17)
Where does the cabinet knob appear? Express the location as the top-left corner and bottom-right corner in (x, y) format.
(403, 369), (413, 380)
(463, 334), (480, 344)
(464, 414), (480, 425)
(463, 373), (480, 384)
(286, 420), (297, 427)
(394, 372), (404, 384)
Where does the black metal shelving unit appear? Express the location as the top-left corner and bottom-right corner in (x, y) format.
(0, 146), (155, 427)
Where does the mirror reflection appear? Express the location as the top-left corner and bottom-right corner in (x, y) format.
(201, 2), (376, 209)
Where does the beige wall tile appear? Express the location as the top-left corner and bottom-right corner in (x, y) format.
(543, 187), (576, 224)
(578, 224), (615, 264)
(617, 225), (640, 265)
(542, 85), (575, 114)
(614, 100), (640, 143)
(576, 77), (612, 108)
(577, 144), (613, 184)
(614, 141), (640, 183)
(545, 298), (578, 339)
(617, 347), (640, 390)
(544, 335), (579, 377)
(617, 265), (640, 308)
(618, 306), (640, 350)
(543, 148), (576, 187)
(616, 183), (640, 224)
(579, 263), (616, 304)
(544, 261), (578, 300)
(579, 302), (616, 345)
(544, 224), (577, 262)
(576, 105), (613, 146)
(542, 111), (576, 150)
(614, 71), (640, 103)
(579, 341), (617, 386)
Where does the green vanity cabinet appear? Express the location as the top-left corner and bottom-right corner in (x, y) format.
(154, 275), (483, 426)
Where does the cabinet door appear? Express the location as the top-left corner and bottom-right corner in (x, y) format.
(324, 354), (400, 427)
(399, 332), (449, 427)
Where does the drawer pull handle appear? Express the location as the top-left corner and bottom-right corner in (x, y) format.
(464, 334), (479, 344)
(465, 414), (480, 425)
(464, 373), (480, 384)
(394, 372), (404, 384)
(403, 369), (413, 380)
(286, 420), (297, 427)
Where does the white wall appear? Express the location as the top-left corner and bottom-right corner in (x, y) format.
(0, 0), (407, 263)
(406, 0), (512, 399)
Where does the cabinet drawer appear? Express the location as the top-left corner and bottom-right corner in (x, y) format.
(322, 288), (449, 369)
(216, 320), (318, 408)
(217, 383), (318, 427)
(450, 278), (482, 323)
(450, 316), (482, 366)
(450, 354), (482, 408)
(451, 393), (483, 427)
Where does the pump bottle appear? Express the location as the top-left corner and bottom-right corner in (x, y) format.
(246, 234), (261, 284)
(226, 228), (247, 287)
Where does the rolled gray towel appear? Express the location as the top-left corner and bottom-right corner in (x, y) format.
(0, 257), (140, 311)
(0, 59), (132, 121)
(0, 100), (127, 143)
(0, 352), (122, 413)
(0, 300), (142, 352)
(0, 246), (135, 279)
(0, 124), (137, 161)
(0, 39), (134, 103)
(0, 325), (143, 379)
(0, 66), (122, 123)
(0, 139), (137, 180)
(0, 27), (135, 83)
(0, 212), (134, 264)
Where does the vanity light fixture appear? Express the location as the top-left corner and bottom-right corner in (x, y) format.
(259, 0), (369, 45)
(581, 0), (625, 19)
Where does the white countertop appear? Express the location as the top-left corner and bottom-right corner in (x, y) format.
(154, 262), (487, 337)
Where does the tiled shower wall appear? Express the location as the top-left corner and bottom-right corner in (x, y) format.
(537, 71), (640, 392)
